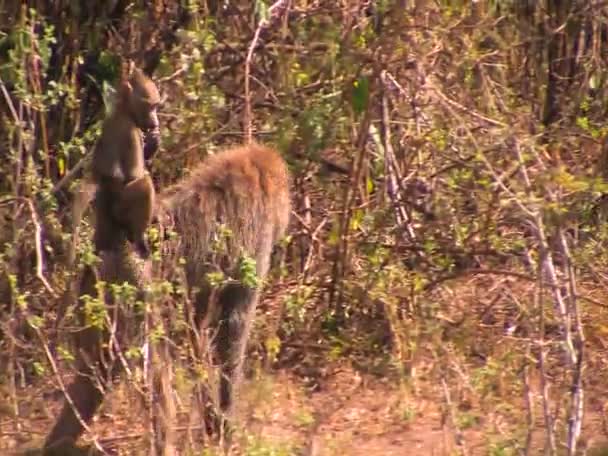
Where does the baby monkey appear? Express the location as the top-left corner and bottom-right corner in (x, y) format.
(91, 64), (161, 259)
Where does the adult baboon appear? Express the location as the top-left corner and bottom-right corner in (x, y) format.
(159, 143), (290, 433)
(44, 143), (290, 453)
(91, 64), (161, 259)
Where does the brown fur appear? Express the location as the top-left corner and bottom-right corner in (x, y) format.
(44, 143), (290, 453)
(161, 143), (290, 266)
(91, 67), (161, 259)
(158, 143), (290, 438)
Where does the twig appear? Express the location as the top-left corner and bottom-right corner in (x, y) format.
(243, 0), (291, 143)
(423, 267), (543, 291)
(380, 70), (417, 243)
(28, 44), (51, 178)
(521, 346), (534, 456)
(1, 76), (25, 197)
(556, 228), (585, 454)
(440, 377), (468, 455)
(536, 275), (556, 455)
(426, 76), (507, 127)
(158, 67), (187, 83)
(33, 326), (108, 454)
(0, 76), (20, 124)
(23, 198), (56, 296)
(52, 153), (91, 194)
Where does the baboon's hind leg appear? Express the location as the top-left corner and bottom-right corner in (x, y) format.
(196, 282), (257, 444)
(44, 266), (117, 452)
(215, 283), (257, 414)
(113, 174), (155, 259)
(93, 190), (122, 253)
(43, 365), (105, 453)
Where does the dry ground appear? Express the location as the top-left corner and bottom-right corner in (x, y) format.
(3, 280), (608, 455)
(2, 362), (608, 456)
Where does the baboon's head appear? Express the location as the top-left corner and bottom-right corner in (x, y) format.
(119, 66), (161, 132)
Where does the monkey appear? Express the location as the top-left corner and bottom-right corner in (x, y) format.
(160, 143), (290, 438)
(91, 65), (161, 259)
(43, 143), (290, 453)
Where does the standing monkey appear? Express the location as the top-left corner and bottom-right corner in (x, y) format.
(91, 63), (161, 259)
(44, 143), (290, 453)
(160, 144), (290, 441)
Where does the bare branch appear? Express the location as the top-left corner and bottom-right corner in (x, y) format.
(244, 0), (291, 143)
(23, 198), (56, 297)
(52, 154), (91, 195)
(34, 327), (107, 454)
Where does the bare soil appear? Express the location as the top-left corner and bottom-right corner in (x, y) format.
(4, 363), (608, 456)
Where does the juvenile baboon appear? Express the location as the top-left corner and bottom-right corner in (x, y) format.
(91, 64), (161, 259)
(44, 143), (290, 453)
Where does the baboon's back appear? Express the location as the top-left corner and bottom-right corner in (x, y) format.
(160, 143), (290, 276)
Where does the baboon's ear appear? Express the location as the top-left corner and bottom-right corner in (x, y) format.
(118, 79), (133, 103)
(122, 59), (136, 79)
(117, 58), (135, 102)
(126, 60), (136, 77)
(119, 58), (136, 84)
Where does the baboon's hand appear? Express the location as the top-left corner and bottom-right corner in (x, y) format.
(143, 128), (161, 161)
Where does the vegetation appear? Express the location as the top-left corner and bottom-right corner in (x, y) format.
(2, 1), (608, 454)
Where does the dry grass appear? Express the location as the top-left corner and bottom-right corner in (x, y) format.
(3, 275), (608, 456)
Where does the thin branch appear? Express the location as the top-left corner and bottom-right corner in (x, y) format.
(0, 76), (20, 124)
(158, 67), (187, 83)
(557, 228), (585, 454)
(34, 327), (108, 454)
(52, 154), (91, 195)
(521, 345), (534, 456)
(243, 0), (291, 143)
(426, 76), (508, 128)
(440, 376), (469, 455)
(536, 273), (556, 455)
(380, 70), (417, 242)
(23, 198), (56, 297)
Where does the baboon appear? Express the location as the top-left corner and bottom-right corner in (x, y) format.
(91, 65), (161, 259)
(44, 143), (290, 453)
(159, 143), (290, 432)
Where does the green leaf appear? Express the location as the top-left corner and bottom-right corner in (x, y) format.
(238, 254), (259, 288)
(57, 157), (65, 176)
(576, 116), (590, 131)
(328, 219), (341, 246)
(256, 0), (270, 22)
(366, 176), (374, 195)
(57, 345), (75, 362)
(33, 362), (45, 376)
(265, 335), (281, 362)
(350, 209), (365, 231)
(554, 168), (589, 192)
(589, 72), (600, 90)
(351, 76), (369, 115)
(205, 271), (225, 287)
(97, 51), (121, 82)
(27, 315), (43, 329)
